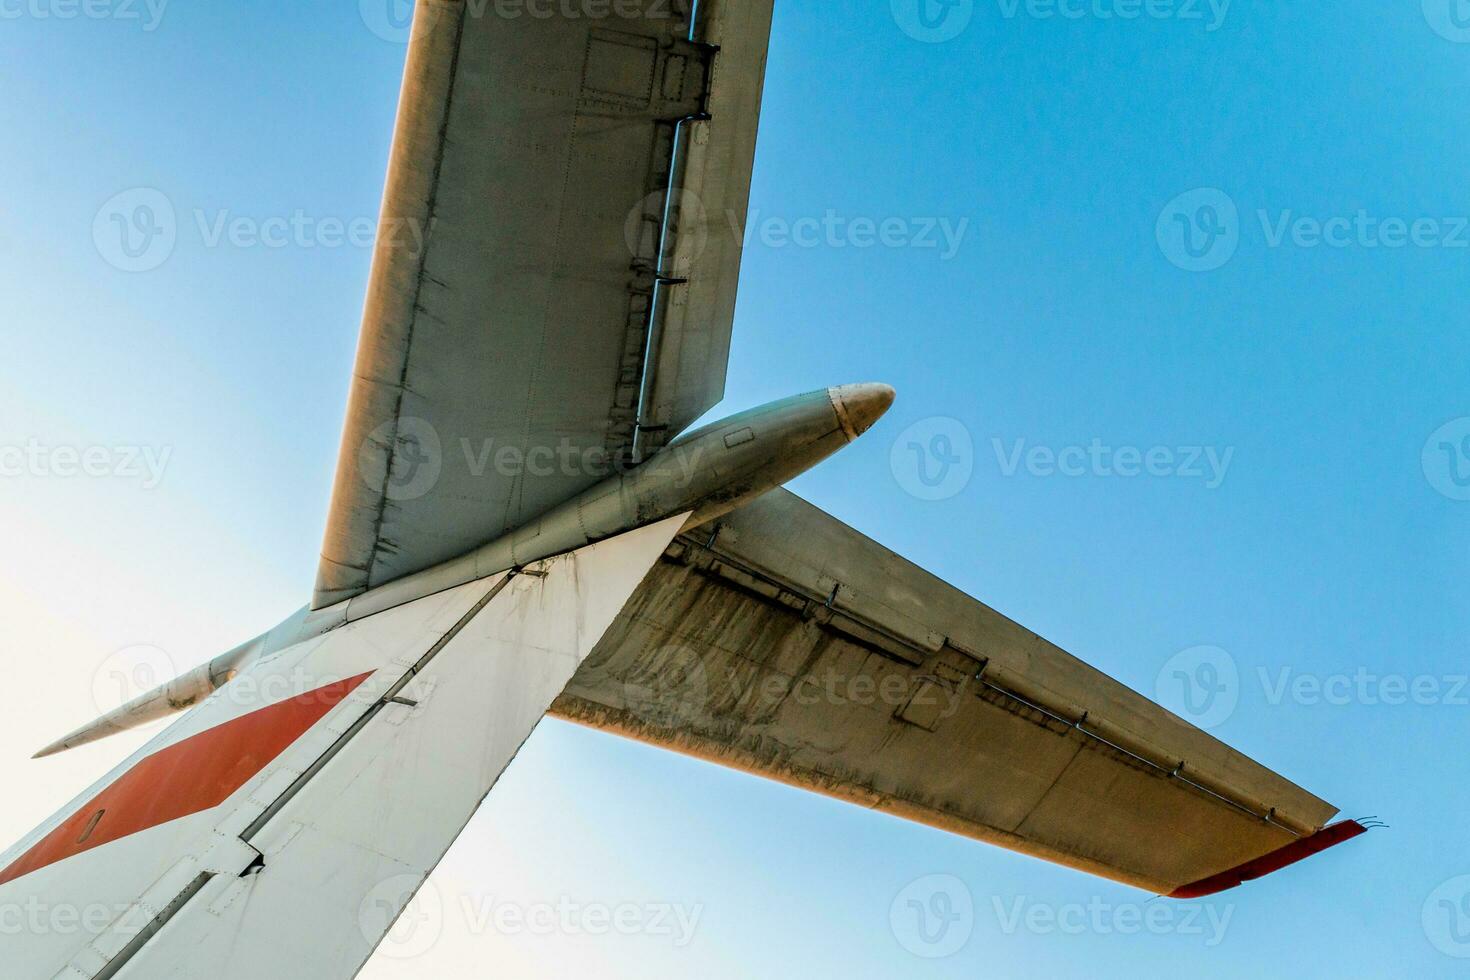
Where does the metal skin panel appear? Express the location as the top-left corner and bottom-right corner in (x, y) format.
(315, 0), (775, 609)
(2, 520), (681, 978)
(551, 490), (1348, 896)
(0, 675), (375, 889)
(0, 815), (221, 975)
(640, 0), (776, 448)
(100, 517), (685, 979)
(1, 580), (497, 979)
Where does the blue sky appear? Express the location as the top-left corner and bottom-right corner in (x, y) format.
(2, 1), (1468, 976)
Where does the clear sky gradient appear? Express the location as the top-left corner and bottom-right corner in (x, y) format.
(2, 2), (1468, 977)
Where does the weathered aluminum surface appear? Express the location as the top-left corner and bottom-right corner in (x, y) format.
(6, 519), (683, 978)
(315, 0), (775, 608)
(553, 489), (1343, 895)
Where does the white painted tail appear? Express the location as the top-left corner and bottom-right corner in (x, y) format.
(0, 517), (685, 979)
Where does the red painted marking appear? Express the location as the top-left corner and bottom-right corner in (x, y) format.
(0, 672), (374, 887)
(1167, 820), (1368, 899)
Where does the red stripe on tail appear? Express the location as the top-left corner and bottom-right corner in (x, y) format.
(0, 672), (374, 887)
